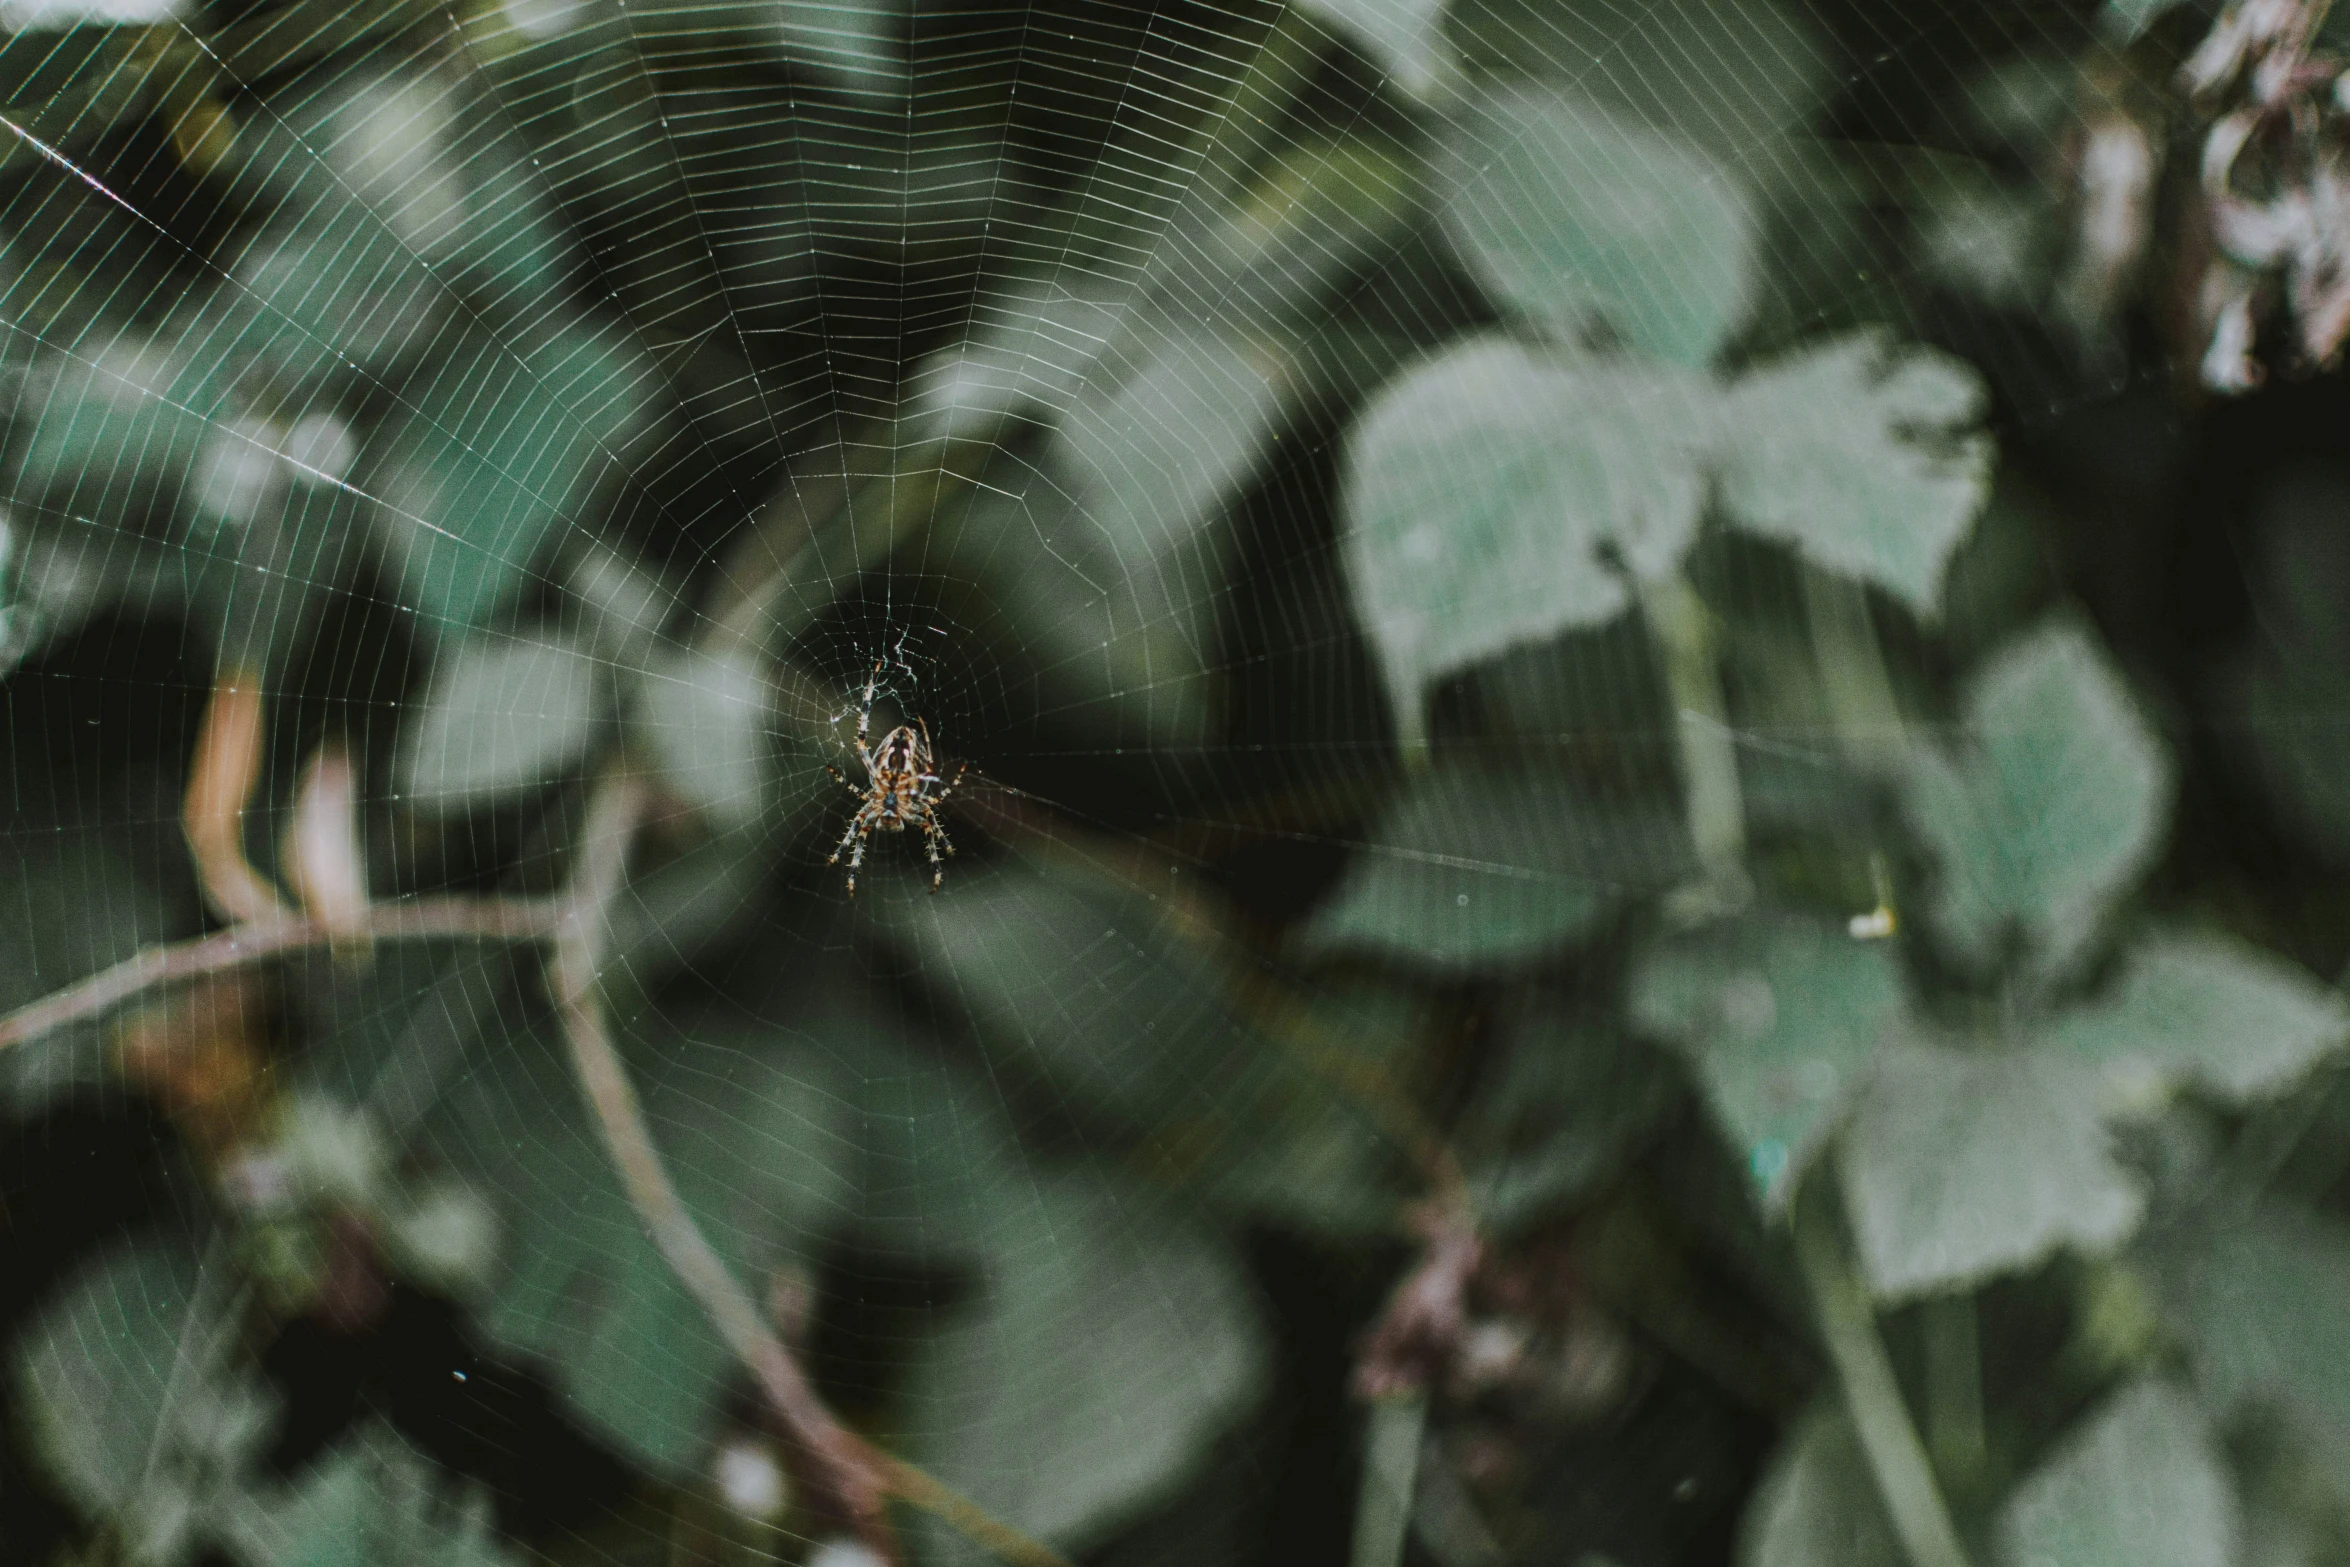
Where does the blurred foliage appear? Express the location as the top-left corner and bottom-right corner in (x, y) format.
(5, 1), (2350, 1566)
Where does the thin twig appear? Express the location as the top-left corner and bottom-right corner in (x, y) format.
(550, 773), (1074, 1566)
(184, 671), (293, 926)
(873, 1457), (1076, 1567)
(1793, 1178), (1973, 1567)
(550, 774), (897, 1558)
(1350, 1394), (1428, 1567)
(0, 897), (559, 1052)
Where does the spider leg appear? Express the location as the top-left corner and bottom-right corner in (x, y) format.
(828, 801), (880, 896)
(825, 764), (867, 803)
(922, 813), (952, 891)
(854, 660), (882, 754)
(841, 821), (874, 897)
(928, 760), (972, 809)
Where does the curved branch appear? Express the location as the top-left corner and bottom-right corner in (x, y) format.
(0, 897), (559, 1052)
(550, 783), (873, 1516)
(184, 673), (295, 926)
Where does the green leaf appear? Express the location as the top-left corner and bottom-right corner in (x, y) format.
(1995, 1378), (2236, 1567)
(397, 630), (607, 812)
(420, 1006), (853, 1473)
(901, 1173), (1268, 1564)
(1293, 0), (1453, 100)
(1631, 913), (1904, 1210)
(248, 1423), (517, 1567)
(771, 0), (905, 100)
(1339, 336), (1714, 744)
(1739, 1401), (1901, 1567)
(1439, 81), (1757, 366)
(627, 0), (906, 100)
(2044, 930), (2349, 1105)
(15, 1231), (274, 1565)
(846, 1018), (1033, 1262)
(232, 66), (576, 318)
(1178, 135), (1428, 328)
(1902, 619), (2171, 980)
(1296, 761), (1693, 971)
(0, 822), (180, 1109)
(2152, 1204), (2350, 1479)
(635, 646), (781, 831)
(1449, 0), (1830, 161)
(365, 324), (661, 645)
(905, 275), (1131, 437)
(1058, 332), (1284, 561)
(870, 856), (1420, 1234)
(6, 324), (231, 524)
(929, 459), (1216, 752)
(223, 213), (450, 385)
(871, 854), (1257, 1129)
(1714, 332), (1993, 612)
(18, 1231), (204, 1518)
(1159, 977), (1427, 1240)
(1460, 998), (1682, 1233)
(1838, 1042), (2143, 1300)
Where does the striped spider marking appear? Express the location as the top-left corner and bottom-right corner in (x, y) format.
(825, 658), (969, 896)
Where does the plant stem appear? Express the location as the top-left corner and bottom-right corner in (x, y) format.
(184, 670), (292, 926)
(0, 897), (559, 1052)
(1921, 1293), (1985, 1489)
(550, 774), (900, 1561)
(1351, 1394), (1427, 1567)
(1641, 571), (1750, 909)
(1801, 566), (1909, 774)
(1793, 1180), (1973, 1567)
(549, 773), (1072, 1567)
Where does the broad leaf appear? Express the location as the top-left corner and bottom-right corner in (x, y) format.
(929, 458), (1217, 752)
(1439, 81), (1757, 366)
(1297, 761), (1694, 971)
(1459, 998), (1682, 1233)
(2044, 930), (2349, 1104)
(420, 1005), (852, 1473)
(246, 1422), (517, 1567)
(1902, 620), (2171, 980)
(1839, 1041), (2143, 1300)
(1340, 336), (1714, 744)
(1740, 1401), (1900, 1567)
(1058, 332), (1283, 561)
(2152, 1204), (2350, 1480)
(635, 645), (781, 830)
(1162, 977), (1427, 1240)
(6, 324), (230, 525)
(16, 1231), (274, 1566)
(1449, 0), (1830, 160)
(873, 857), (1421, 1232)
(904, 274), (1131, 436)
(365, 324), (660, 645)
(1632, 913), (1904, 1209)
(901, 1173), (1268, 1565)
(398, 630), (607, 811)
(0, 822), (180, 1109)
(845, 1018), (1041, 1262)
(1174, 134), (1427, 327)
(872, 854), (1259, 1130)
(1294, 0), (1452, 100)
(1995, 1379), (2236, 1567)
(230, 64), (576, 319)
(1715, 332), (1992, 612)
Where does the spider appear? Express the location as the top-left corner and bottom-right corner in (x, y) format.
(825, 658), (968, 896)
